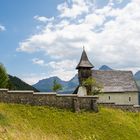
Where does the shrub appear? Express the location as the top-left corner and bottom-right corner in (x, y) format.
(82, 77), (102, 95)
(52, 79), (62, 92)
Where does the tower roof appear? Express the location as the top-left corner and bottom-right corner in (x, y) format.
(76, 47), (94, 69)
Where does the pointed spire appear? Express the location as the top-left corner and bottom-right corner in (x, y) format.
(76, 47), (94, 69)
(83, 46), (85, 50)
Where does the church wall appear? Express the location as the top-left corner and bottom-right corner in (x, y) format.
(97, 92), (139, 105)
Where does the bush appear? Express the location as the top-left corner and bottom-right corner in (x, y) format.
(82, 77), (102, 95)
(52, 79), (62, 92)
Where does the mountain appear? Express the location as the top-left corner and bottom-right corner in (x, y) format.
(99, 65), (113, 70)
(134, 71), (140, 81)
(33, 76), (67, 92)
(33, 75), (79, 93)
(8, 75), (38, 92)
(134, 71), (140, 89)
(63, 75), (79, 93)
(7, 65), (140, 92)
(33, 65), (113, 93)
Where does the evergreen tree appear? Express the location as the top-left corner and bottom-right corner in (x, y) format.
(0, 63), (9, 88)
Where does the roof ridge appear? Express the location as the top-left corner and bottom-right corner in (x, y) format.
(93, 70), (133, 73)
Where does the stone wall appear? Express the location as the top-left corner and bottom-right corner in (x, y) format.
(0, 89), (99, 112)
(99, 103), (140, 112)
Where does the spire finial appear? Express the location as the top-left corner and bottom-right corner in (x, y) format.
(83, 46), (85, 50)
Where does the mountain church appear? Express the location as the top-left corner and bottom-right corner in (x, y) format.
(74, 48), (139, 105)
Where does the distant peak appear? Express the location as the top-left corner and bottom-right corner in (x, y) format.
(51, 76), (59, 79)
(99, 65), (112, 71)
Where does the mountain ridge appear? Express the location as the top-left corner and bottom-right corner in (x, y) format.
(33, 65), (140, 93)
(33, 65), (112, 93)
(5, 65), (140, 93)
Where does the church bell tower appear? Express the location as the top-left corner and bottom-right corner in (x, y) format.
(76, 47), (94, 86)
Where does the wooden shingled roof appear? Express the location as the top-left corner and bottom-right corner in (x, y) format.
(92, 70), (139, 93)
(76, 48), (94, 69)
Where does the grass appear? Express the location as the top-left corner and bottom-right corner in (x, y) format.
(0, 103), (140, 140)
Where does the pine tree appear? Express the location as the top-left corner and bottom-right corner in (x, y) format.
(0, 63), (9, 88)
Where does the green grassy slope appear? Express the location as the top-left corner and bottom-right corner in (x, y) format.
(0, 103), (140, 140)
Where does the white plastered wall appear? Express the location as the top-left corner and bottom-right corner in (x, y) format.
(98, 92), (139, 105)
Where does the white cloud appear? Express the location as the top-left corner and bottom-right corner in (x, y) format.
(34, 15), (54, 23)
(48, 60), (77, 70)
(19, 73), (48, 85)
(20, 69), (76, 85)
(57, 0), (91, 18)
(49, 68), (76, 81)
(17, 0), (140, 79)
(32, 58), (77, 80)
(32, 58), (46, 66)
(0, 24), (6, 31)
(32, 58), (77, 69)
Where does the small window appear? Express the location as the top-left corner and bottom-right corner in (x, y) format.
(108, 96), (110, 100)
(129, 97), (131, 102)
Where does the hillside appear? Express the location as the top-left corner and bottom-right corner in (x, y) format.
(0, 103), (140, 140)
(8, 75), (38, 92)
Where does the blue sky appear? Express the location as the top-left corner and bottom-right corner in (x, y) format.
(0, 0), (140, 84)
(0, 0), (64, 83)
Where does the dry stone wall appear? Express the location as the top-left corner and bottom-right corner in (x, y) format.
(0, 89), (99, 112)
